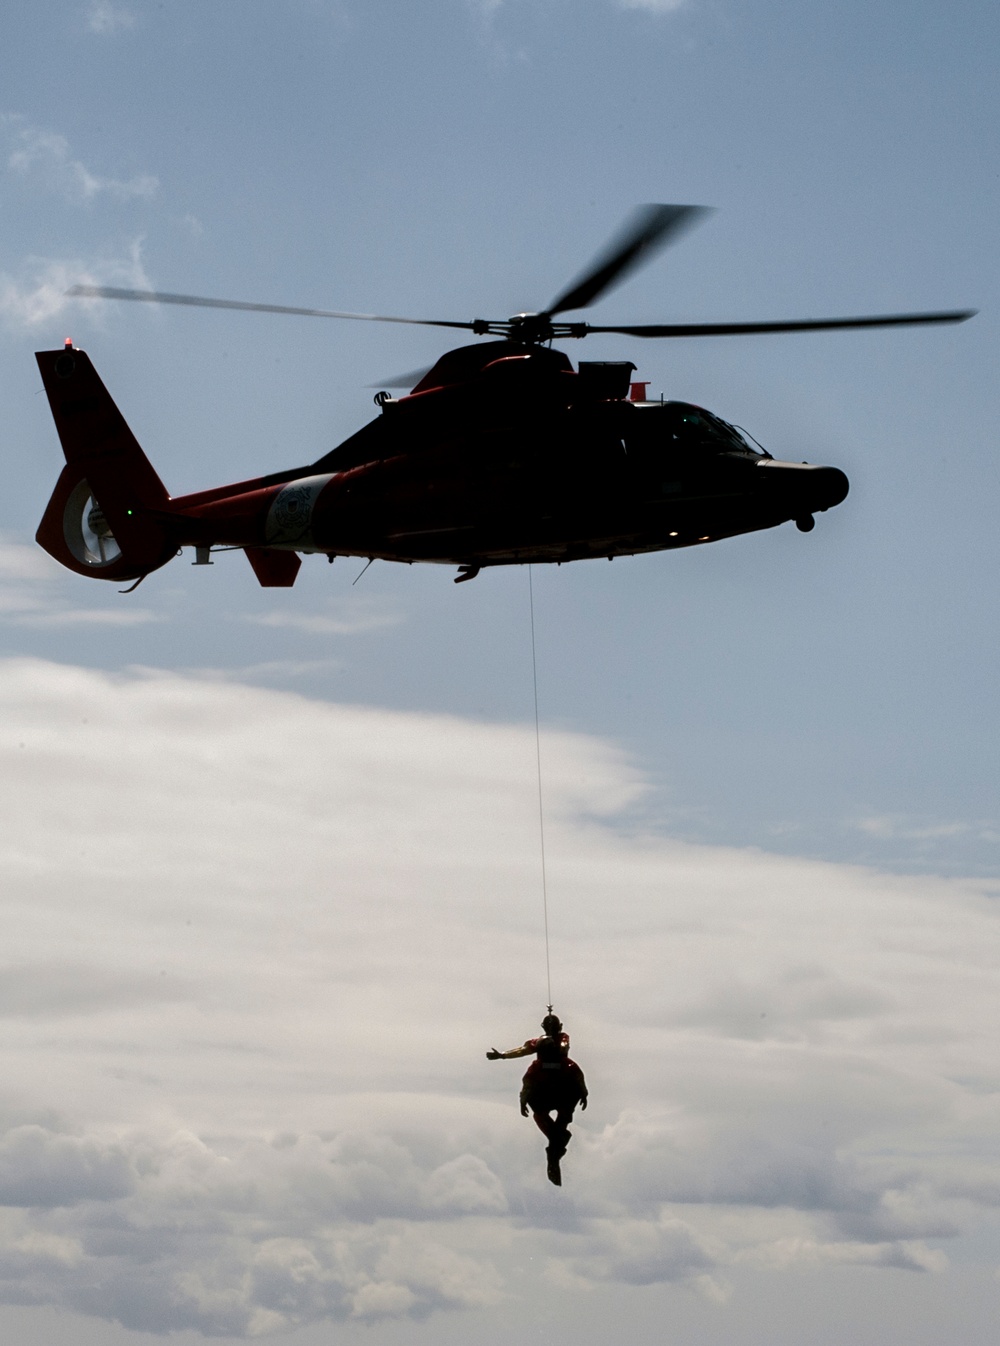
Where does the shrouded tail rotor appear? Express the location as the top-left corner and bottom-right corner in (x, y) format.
(67, 480), (123, 568)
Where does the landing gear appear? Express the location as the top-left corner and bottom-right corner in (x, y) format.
(795, 515), (815, 533)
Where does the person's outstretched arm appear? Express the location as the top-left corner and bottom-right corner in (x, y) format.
(486, 1040), (535, 1060)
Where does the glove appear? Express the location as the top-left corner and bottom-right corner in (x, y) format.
(486, 1049), (501, 1060)
(580, 1095), (588, 1111)
(520, 1101), (529, 1117)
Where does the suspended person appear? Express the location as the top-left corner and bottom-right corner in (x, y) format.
(486, 1012), (587, 1186)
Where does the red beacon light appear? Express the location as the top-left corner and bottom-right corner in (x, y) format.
(64, 338), (73, 350)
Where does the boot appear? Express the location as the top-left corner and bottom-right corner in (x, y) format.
(551, 1127), (571, 1160)
(545, 1145), (562, 1186)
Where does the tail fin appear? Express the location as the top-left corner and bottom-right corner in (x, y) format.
(35, 345), (177, 581)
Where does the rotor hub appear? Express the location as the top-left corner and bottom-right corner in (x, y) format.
(507, 313), (554, 345)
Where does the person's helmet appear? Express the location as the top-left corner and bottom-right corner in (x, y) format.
(541, 1013), (562, 1035)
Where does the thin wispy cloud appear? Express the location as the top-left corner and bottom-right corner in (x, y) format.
(244, 598), (403, 636)
(859, 814), (971, 840)
(0, 659), (996, 1334)
(1, 118), (157, 329)
(0, 536), (159, 626)
(4, 116), (156, 203)
(0, 257), (88, 329)
(463, 0), (527, 66)
(184, 657), (346, 681)
(466, 0), (685, 17)
(0, 239), (152, 329)
(855, 814), (1000, 852)
(463, 0), (684, 65)
(0, 540), (54, 586)
(14, 607), (159, 628)
(87, 0), (136, 32)
(616, 0), (685, 12)
(179, 211), (205, 237)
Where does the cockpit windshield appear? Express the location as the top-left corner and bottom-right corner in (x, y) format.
(623, 400), (769, 458)
(662, 403), (761, 453)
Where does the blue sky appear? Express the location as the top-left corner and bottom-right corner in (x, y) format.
(0, 1), (998, 1342)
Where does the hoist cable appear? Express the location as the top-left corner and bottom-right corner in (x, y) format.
(528, 565), (552, 1009)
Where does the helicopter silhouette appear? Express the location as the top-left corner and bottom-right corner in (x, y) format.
(37, 204), (972, 587)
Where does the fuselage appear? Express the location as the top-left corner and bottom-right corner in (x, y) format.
(171, 344), (849, 568)
(35, 340), (848, 585)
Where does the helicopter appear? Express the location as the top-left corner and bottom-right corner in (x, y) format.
(36, 204), (973, 587)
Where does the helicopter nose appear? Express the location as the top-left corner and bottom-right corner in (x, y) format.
(755, 460), (850, 513)
(808, 465), (850, 509)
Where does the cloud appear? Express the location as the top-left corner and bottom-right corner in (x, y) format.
(550, 1213), (718, 1288)
(0, 258), (89, 329)
(0, 239), (153, 330)
(5, 118), (156, 203)
(0, 536), (160, 624)
(468, 0), (686, 15)
(243, 598), (403, 636)
(87, 0), (136, 32)
(15, 607), (160, 628)
(467, 0), (686, 17)
(858, 814), (997, 843)
(672, 965), (894, 1041)
(187, 658), (346, 682)
(733, 1234), (949, 1274)
(0, 1127), (504, 1334)
(0, 1128), (134, 1207)
(462, 0), (528, 66)
(616, 0), (685, 11)
(180, 211), (205, 237)
(0, 541), (55, 586)
(0, 658), (997, 1333)
(1, 118), (158, 331)
(0, 964), (190, 1019)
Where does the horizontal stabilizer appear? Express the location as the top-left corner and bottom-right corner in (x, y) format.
(245, 547), (301, 587)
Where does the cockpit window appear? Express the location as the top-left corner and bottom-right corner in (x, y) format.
(624, 401), (768, 457)
(665, 403), (760, 452)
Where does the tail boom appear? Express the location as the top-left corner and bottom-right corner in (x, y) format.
(35, 345), (335, 588)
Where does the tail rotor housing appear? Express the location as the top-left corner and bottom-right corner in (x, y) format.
(35, 345), (177, 582)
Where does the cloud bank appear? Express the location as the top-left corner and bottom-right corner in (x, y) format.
(0, 659), (997, 1335)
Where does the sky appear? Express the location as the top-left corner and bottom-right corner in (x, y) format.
(0, 0), (997, 1342)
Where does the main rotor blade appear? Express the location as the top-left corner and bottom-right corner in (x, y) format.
(583, 309), (977, 337)
(66, 285), (477, 331)
(546, 204), (711, 318)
